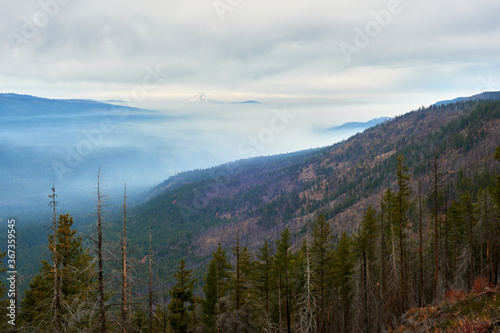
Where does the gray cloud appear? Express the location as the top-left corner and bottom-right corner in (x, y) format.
(0, 0), (499, 107)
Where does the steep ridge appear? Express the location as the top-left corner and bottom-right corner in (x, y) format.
(127, 96), (500, 282)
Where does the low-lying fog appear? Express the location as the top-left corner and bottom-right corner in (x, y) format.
(0, 98), (392, 220)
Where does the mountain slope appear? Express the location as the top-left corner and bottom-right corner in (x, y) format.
(0, 93), (139, 117)
(324, 116), (389, 132)
(433, 90), (500, 106)
(127, 96), (500, 283)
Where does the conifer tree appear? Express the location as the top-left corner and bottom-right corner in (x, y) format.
(355, 205), (379, 332)
(311, 214), (333, 333)
(276, 228), (292, 333)
(202, 243), (232, 329)
(169, 260), (196, 333)
(231, 236), (253, 310)
(253, 240), (275, 331)
(20, 214), (97, 331)
(333, 231), (353, 333)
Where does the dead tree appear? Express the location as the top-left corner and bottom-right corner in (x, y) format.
(148, 225), (153, 333)
(122, 184), (128, 333)
(96, 168), (106, 333)
(49, 186), (61, 332)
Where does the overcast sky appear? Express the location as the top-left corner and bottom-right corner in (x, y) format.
(1, 0), (500, 114)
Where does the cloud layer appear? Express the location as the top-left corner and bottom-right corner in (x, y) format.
(1, 0), (500, 110)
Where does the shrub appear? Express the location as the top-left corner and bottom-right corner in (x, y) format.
(473, 277), (492, 295)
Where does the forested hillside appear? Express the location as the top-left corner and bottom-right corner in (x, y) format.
(128, 97), (500, 283)
(3, 93), (500, 332)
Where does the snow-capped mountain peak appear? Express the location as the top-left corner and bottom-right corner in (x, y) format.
(188, 93), (207, 103)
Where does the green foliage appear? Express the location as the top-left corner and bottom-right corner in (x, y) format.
(168, 260), (197, 333)
(202, 243), (232, 329)
(20, 214), (97, 331)
(356, 205), (379, 263)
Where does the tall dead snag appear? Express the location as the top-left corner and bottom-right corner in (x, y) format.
(122, 184), (128, 333)
(298, 235), (317, 333)
(380, 193), (387, 324)
(432, 156), (440, 300)
(49, 186), (61, 333)
(444, 193), (449, 290)
(395, 154), (411, 314)
(96, 168), (106, 333)
(148, 225), (153, 333)
(418, 183), (424, 307)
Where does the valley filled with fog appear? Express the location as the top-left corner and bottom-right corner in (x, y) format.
(0, 95), (389, 221)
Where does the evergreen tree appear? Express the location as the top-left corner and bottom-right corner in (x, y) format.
(202, 243), (232, 330)
(333, 231), (353, 333)
(311, 214), (333, 333)
(20, 214), (97, 332)
(355, 205), (379, 333)
(230, 237), (253, 310)
(253, 240), (275, 331)
(276, 228), (292, 333)
(168, 260), (196, 333)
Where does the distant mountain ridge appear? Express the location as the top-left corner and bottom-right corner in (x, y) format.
(433, 90), (500, 106)
(325, 116), (390, 132)
(0, 93), (141, 117)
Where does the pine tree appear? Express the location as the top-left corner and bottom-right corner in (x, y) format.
(20, 214), (97, 331)
(231, 237), (254, 310)
(355, 205), (379, 333)
(202, 243), (232, 330)
(311, 214), (333, 333)
(253, 240), (275, 331)
(169, 260), (196, 333)
(276, 228), (293, 333)
(333, 231), (353, 333)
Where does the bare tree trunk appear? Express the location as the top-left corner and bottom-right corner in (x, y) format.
(149, 225), (153, 333)
(97, 168), (106, 333)
(445, 193), (449, 291)
(380, 194), (387, 324)
(277, 267), (282, 332)
(363, 251), (369, 333)
(298, 236), (316, 333)
(49, 186), (61, 333)
(235, 237), (240, 310)
(467, 201), (474, 290)
(433, 157), (439, 300)
(122, 184), (128, 333)
(418, 183), (424, 307)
